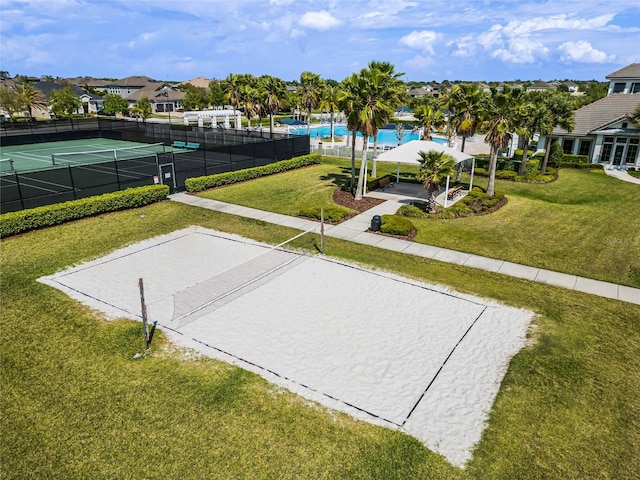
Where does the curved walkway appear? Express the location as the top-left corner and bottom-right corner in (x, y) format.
(603, 166), (640, 185)
(170, 192), (640, 306)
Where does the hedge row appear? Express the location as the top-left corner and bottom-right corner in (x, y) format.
(0, 184), (169, 238)
(560, 162), (604, 169)
(562, 153), (590, 164)
(184, 154), (321, 192)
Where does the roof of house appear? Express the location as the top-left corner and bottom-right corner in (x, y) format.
(180, 77), (212, 89)
(606, 63), (640, 80)
(125, 84), (184, 102)
(527, 81), (556, 90)
(32, 81), (85, 99)
(107, 75), (156, 87)
(553, 93), (640, 135)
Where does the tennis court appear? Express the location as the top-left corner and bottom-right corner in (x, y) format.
(0, 138), (179, 173)
(39, 226), (533, 467)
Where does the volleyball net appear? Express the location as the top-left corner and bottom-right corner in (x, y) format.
(170, 229), (317, 329)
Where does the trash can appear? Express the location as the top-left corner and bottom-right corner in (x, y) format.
(371, 215), (381, 232)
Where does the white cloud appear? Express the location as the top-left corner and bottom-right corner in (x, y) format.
(404, 54), (435, 70)
(290, 29), (305, 38)
(558, 41), (613, 63)
(269, 0), (295, 5)
(298, 11), (342, 31)
(398, 30), (441, 55)
(491, 37), (549, 64)
(449, 35), (476, 57)
(502, 14), (615, 36)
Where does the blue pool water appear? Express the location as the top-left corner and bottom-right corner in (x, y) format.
(289, 125), (438, 145)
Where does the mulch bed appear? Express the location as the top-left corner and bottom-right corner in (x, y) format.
(332, 189), (386, 213)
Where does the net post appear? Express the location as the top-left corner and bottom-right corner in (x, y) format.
(320, 208), (325, 255)
(138, 277), (150, 350)
(51, 153), (56, 166)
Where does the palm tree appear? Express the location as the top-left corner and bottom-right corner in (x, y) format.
(539, 92), (575, 173)
(222, 73), (242, 115)
(416, 150), (456, 213)
(131, 97), (152, 123)
(450, 83), (485, 152)
(351, 67), (397, 200)
(515, 100), (552, 175)
(338, 73), (362, 191)
(319, 84), (340, 142)
(437, 87), (459, 145)
(414, 105), (445, 140)
(260, 75), (286, 138)
(367, 61), (404, 177)
(14, 82), (47, 119)
(483, 86), (523, 195)
(299, 71), (324, 135)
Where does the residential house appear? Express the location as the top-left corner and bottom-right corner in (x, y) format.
(526, 81), (556, 92)
(30, 81), (103, 117)
(542, 63), (640, 170)
(606, 63), (640, 95)
(124, 83), (184, 113)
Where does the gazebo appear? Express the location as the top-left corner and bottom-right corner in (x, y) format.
(375, 140), (476, 207)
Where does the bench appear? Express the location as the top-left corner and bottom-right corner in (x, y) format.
(171, 141), (186, 148)
(447, 185), (463, 200)
(186, 142), (200, 149)
(378, 177), (394, 190)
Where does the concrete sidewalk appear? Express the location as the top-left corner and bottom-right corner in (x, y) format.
(170, 192), (640, 306)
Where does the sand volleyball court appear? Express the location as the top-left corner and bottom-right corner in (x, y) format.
(39, 226), (533, 466)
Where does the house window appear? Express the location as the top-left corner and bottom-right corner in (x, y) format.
(625, 139), (639, 165)
(562, 138), (575, 154)
(631, 83), (640, 93)
(578, 140), (592, 157)
(612, 82), (625, 93)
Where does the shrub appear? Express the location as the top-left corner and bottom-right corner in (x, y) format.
(548, 140), (564, 168)
(496, 170), (518, 180)
(474, 167), (489, 177)
(380, 215), (415, 236)
(298, 206), (351, 222)
(396, 204), (428, 218)
(0, 185), (169, 238)
(185, 154), (321, 192)
(562, 153), (590, 164)
(525, 158), (540, 175)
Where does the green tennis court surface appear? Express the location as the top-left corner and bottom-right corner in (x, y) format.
(0, 139), (177, 173)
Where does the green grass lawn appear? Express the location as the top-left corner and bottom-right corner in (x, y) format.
(198, 158), (640, 287)
(2, 201), (639, 479)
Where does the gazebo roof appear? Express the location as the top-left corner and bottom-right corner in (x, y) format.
(375, 140), (473, 165)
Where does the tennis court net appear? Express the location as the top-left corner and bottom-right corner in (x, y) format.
(51, 143), (166, 165)
(0, 158), (15, 174)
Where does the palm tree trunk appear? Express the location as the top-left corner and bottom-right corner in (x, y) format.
(330, 112), (334, 141)
(541, 135), (553, 174)
(372, 134), (378, 178)
(519, 140), (530, 176)
(461, 136), (467, 153)
(350, 130), (357, 190)
(355, 138), (369, 200)
(487, 145), (498, 196)
(306, 108), (311, 135)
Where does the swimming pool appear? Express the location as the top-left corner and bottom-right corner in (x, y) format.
(289, 125), (429, 145)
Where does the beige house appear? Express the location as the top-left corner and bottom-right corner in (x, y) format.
(543, 63), (640, 170)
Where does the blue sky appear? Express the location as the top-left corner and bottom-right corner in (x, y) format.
(1, 0), (639, 83)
